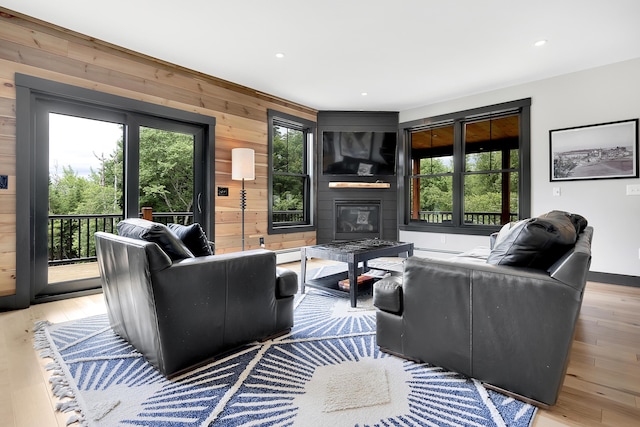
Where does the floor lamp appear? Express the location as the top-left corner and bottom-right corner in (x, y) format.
(231, 148), (255, 251)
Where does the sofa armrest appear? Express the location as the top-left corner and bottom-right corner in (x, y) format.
(276, 267), (298, 298)
(547, 226), (593, 290)
(373, 277), (403, 314)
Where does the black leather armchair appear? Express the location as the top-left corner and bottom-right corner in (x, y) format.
(95, 231), (298, 377)
(374, 220), (593, 406)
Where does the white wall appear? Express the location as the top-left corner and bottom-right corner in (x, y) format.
(399, 58), (640, 277)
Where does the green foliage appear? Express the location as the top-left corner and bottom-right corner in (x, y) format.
(49, 166), (90, 214)
(415, 158), (453, 212)
(138, 127), (194, 213)
(273, 125), (303, 173)
(417, 176), (453, 211)
(49, 127), (195, 216)
(48, 127), (195, 260)
(273, 176), (304, 210)
(272, 125), (305, 212)
(414, 150), (519, 223)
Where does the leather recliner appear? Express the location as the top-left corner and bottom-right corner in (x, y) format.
(95, 231), (298, 377)
(374, 217), (593, 407)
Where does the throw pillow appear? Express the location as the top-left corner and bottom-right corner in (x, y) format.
(569, 213), (588, 234)
(116, 218), (194, 261)
(494, 219), (528, 248)
(487, 210), (579, 269)
(167, 223), (213, 257)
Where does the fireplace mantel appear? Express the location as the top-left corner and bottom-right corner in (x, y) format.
(328, 182), (391, 189)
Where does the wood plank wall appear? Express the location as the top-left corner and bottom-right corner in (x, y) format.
(0, 8), (317, 297)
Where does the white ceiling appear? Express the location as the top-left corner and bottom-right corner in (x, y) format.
(4, 0), (640, 111)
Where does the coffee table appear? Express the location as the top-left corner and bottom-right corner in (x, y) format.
(300, 239), (414, 307)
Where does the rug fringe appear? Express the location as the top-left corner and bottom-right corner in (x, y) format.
(33, 320), (88, 426)
(66, 414), (82, 426)
(33, 320), (52, 352)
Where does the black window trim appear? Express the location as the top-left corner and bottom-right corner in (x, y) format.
(7, 73), (216, 310)
(267, 109), (316, 234)
(399, 98), (531, 236)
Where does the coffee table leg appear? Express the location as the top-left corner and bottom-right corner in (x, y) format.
(348, 261), (358, 308)
(300, 248), (307, 294)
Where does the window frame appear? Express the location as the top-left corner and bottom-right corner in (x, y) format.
(10, 73), (215, 310)
(400, 98), (531, 236)
(267, 109), (316, 234)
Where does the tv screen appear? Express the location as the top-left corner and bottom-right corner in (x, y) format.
(322, 131), (397, 176)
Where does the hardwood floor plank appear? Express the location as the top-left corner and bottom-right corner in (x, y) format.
(0, 329), (15, 426)
(12, 383), (58, 427)
(562, 375), (638, 408)
(567, 365), (640, 396)
(531, 415), (584, 427)
(601, 409), (640, 427)
(594, 357), (640, 380)
(544, 388), (604, 426)
(570, 340), (638, 364)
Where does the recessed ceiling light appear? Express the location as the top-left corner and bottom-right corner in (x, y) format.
(534, 39), (547, 47)
(361, 92), (368, 96)
(275, 53), (285, 59)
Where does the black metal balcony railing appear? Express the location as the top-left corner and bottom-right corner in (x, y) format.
(48, 212), (193, 266)
(48, 210), (514, 265)
(148, 212), (194, 226)
(272, 210), (304, 224)
(416, 211), (518, 225)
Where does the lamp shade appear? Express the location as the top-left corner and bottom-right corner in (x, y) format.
(231, 148), (255, 181)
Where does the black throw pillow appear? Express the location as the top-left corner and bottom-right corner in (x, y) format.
(569, 213), (588, 234)
(487, 210), (581, 270)
(167, 223), (213, 257)
(116, 218), (194, 261)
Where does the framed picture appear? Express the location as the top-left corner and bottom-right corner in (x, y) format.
(550, 119), (639, 181)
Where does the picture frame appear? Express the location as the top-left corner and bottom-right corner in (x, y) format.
(550, 119), (639, 181)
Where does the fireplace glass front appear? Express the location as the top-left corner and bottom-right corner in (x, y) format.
(334, 200), (382, 241)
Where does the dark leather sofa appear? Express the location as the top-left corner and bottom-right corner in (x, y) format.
(94, 219), (298, 377)
(373, 211), (593, 406)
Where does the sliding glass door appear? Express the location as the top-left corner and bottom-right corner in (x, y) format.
(32, 102), (209, 300)
(10, 74), (215, 310)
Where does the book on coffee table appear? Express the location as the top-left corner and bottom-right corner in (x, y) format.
(338, 275), (375, 291)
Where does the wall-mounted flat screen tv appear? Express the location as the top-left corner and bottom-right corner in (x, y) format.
(322, 131), (397, 175)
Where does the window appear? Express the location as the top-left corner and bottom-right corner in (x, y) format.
(268, 110), (316, 234)
(403, 99), (531, 234)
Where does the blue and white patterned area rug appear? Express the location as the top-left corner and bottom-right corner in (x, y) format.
(35, 292), (536, 426)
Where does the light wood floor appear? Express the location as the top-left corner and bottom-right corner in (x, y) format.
(0, 263), (638, 426)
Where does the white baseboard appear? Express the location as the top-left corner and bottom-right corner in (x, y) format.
(276, 248), (301, 264)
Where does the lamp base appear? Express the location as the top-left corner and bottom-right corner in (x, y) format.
(240, 179), (246, 251)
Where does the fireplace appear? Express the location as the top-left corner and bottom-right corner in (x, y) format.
(334, 200), (382, 241)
